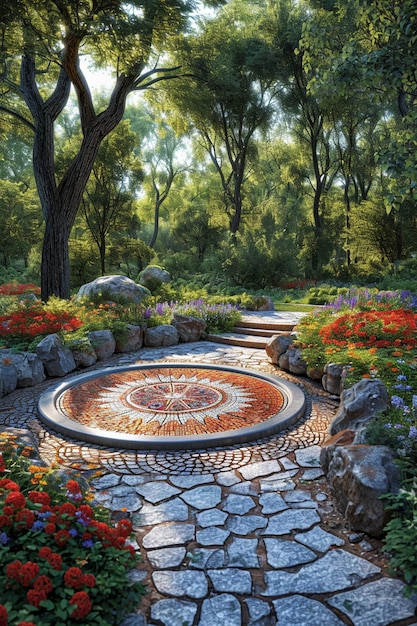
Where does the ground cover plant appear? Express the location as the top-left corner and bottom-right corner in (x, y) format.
(295, 287), (417, 593)
(0, 432), (145, 626)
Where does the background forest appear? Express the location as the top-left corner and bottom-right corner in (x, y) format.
(0, 0), (416, 300)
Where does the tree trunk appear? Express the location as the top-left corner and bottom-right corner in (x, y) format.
(41, 209), (71, 300)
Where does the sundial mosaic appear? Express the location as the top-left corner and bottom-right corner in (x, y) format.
(38, 364), (306, 449)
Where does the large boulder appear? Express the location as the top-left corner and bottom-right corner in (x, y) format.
(329, 377), (390, 437)
(171, 314), (205, 343)
(76, 275), (150, 304)
(0, 356), (18, 396)
(6, 352), (45, 387)
(115, 324), (143, 353)
(36, 333), (76, 377)
(322, 362), (346, 396)
(88, 330), (116, 360)
(278, 346), (307, 376)
(139, 265), (171, 289)
(144, 325), (179, 347)
(265, 334), (293, 364)
(68, 338), (98, 368)
(320, 443), (400, 536)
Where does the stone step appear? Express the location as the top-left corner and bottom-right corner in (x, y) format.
(232, 326), (292, 338)
(237, 319), (296, 332)
(204, 332), (270, 349)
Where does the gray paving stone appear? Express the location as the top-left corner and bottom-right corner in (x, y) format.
(259, 492), (288, 514)
(227, 514), (267, 535)
(188, 548), (225, 569)
(147, 547), (186, 569)
(245, 598), (271, 624)
(197, 507), (228, 528)
(284, 490), (314, 504)
(142, 523), (195, 549)
(199, 593), (241, 626)
(239, 459), (281, 480)
(301, 468), (324, 480)
(91, 473), (121, 489)
(150, 598), (197, 626)
(263, 549), (381, 596)
(152, 570), (208, 598)
(273, 595), (344, 625)
(229, 481), (258, 495)
(328, 578), (417, 626)
(264, 538), (316, 568)
(262, 509), (320, 536)
(134, 481), (181, 504)
(216, 470), (241, 486)
(223, 494), (256, 514)
(294, 445), (321, 467)
(196, 526), (230, 546)
(121, 474), (147, 486)
(208, 568), (252, 594)
(259, 472), (297, 492)
(135, 497), (189, 526)
(180, 485), (222, 509)
(227, 538), (260, 568)
(108, 492), (142, 512)
(280, 456), (298, 470)
(294, 526), (345, 552)
(170, 474), (214, 488)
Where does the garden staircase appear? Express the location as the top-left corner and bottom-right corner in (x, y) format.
(204, 311), (304, 349)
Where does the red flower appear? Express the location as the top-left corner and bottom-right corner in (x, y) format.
(48, 553), (63, 571)
(38, 547), (52, 559)
(0, 514), (12, 528)
(4, 491), (26, 509)
(66, 480), (82, 495)
(34, 575), (53, 594)
(77, 504), (93, 519)
(59, 502), (77, 517)
(28, 491), (51, 506)
(82, 573), (96, 588)
(64, 567), (85, 590)
(117, 519), (133, 538)
(69, 591), (92, 619)
(26, 588), (47, 608)
(15, 508), (35, 529)
(44, 523), (56, 534)
(55, 529), (71, 546)
(0, 604), (7, 626)
(19, 561), (40, 586)
(4, 481), (20, 492)
(0, 455), (5, 473)
(2, 506), (14, 516)
(18, 622), (37, 626)
(6, 560), (22, 581)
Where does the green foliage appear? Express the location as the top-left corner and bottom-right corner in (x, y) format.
(381, 479), (417, 594)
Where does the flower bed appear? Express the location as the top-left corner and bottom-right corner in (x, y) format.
(0, 432), (144, 626)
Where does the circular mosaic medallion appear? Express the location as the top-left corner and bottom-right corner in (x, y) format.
(38, 363), (306, 450)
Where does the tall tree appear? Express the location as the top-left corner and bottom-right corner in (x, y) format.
(167, 2), (282, 234)
(0, 0), (223, 300)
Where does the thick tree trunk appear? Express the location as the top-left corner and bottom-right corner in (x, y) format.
(41, 209), (71, 300)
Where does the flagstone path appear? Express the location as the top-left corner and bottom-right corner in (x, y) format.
(2, 327), (417, 625)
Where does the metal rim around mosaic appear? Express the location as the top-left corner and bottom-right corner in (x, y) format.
(37, 363), (306, 450)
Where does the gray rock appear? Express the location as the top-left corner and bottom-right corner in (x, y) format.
(199, 594), (241, 626)
(139, 265), (171, 287)
(294, 445), (322, 467)
(7, 352), (45, 387)
(68, 338), (97, 368)
(196, 527), (230, 546)
(239, 459), (281, 480)
(328, 578), (417, 625)
(227, 515), (267, 536)
(329, 377), (389, 436)
(320, 444), (400, 536)
(171, 474), (215, 488)
(265, 334), (293, 364)
(36, 333), (76, 376)
(294, 526), (345, 552)
(264, 538), (316, 568)
(245, 598), (272, 625)
(135, 498), (188, 526)
(208, 568), (252, 594)
(0, 359), (18, 396)
(262, 509), (320, 536)
(76, 274), (150, 304)
(273, 595), (344, 625)
(147, 547), (186, 569)
(115, 324), (143, 353)
(151, 599), (197, 626)
(259, 492), (288, 514)
(135, 481), (181, 504)
(171, 313), (206, 342)
(197, 508), (228, 528)
(142, 523), (195, 549)
(226, 538), (260, 568)
(88, 329), (116, 360)
(223, 494), (255, 515)
(287, 346), (308, 375)
(152, 570), (208, 598)
(263, 549), (380, 596)
(322, 362), (346, 396)
(180, 485), (222, 510)
(188, 548), (225, 569)
(144, 325), (179, 347)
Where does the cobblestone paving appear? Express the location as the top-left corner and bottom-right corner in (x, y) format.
(2, 336), (417, 625)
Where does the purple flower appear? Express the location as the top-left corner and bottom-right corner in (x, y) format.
(409, 426), (417, 440)
(391, 395), (405, 409)
(31, 520), (46, 531)
(82, 539), (94, 548)
(0, 532), (10, 545)
(69, 528), (78, 537)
